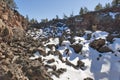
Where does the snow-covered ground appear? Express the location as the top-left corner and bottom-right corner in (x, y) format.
(28, 24), (120, 80)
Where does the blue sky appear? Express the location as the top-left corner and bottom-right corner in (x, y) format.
(14, 0), (113, 22)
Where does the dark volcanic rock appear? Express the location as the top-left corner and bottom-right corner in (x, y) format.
(106, 34), (115, 43)
(45, 65), (57, 71)
(64, 49), (70, 56)
(56, 68), (67, 75)
(54, 50), (61, 56)
(70, 44), (83, 53)
(47, 44), (55, 50)
(84, 77), (93, 80)
(89, 38), (105, 50)
(76, 60), (85, 70)
(47, 58), (55, 64)
(50, 68), (66, 78)
(98, 45), (113, 53)
(65, 59), (76, 68)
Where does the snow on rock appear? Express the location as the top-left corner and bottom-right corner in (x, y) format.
(61, 40), (71, 46)
(109, 38), (120, 51)
(26, 23), (68, 40)
(91, 31), (109, 40)
(109, 12), (120, 19)
(74, 36), (85, 44)
(28, 24), (120, 80)
(45, 38), (59, 46)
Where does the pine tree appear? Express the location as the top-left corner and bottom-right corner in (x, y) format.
(41, 18), (48, 23)
(30, 18), (38, 24)
(95, 3), (103, 11)
(70, 11), (74, 17)
(112, 0), (120, 6)
(4, 0), (17, 9)
(25, 15), (29, 22)
(79, 7), (84, 15)
(63, 13), (68, 19)
(56, 15), (59, 20)
(84, 7), (88, 14)
(79, 7), (88, 15)
(105, 3), (111, 8)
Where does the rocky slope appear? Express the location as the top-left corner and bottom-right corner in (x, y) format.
(0, 36), (53, 80)
(0, 1), (28, 42)
(0, 1), (120, 80)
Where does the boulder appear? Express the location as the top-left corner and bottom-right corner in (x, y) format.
(89, 39), (105, 50)
(106, 34), (114, 43)
(12, 27), (25, 41)
(45, 65), (56, 71)
(47, 44), (55, 49)
(54, 50), (61, 56)
(48, 51), (55, 55)
(65, 59), (76, 68)
(70, 44), (83, 53)
(56, 68), (66, 75)
(76, 60), (85, 70)
(98, 45), (113, 53)
(47, 59), (55, 64)
(84, 77), (93, 80)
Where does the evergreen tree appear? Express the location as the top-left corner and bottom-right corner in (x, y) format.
(79, 7), (84, 15)
(112, 0), (120, 6)
(4, 0), (17, 9)
(105, 3), (111, 8)
(41, 18), (48, 23)
(63, 13), (68, 19)
(70, 11), (74, 17)
(25, 15), (29, 22)
(79, 7), (88, 15)
(84, 7), (88, 14)
(56, 15), (59, 20)
(95, 3), (103, 11)
(30, 18), (38, 24)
